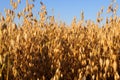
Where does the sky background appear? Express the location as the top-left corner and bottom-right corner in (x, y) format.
(0, 0), (120, 25)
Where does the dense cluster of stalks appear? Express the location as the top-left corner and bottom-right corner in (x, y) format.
(0, 0), (120, 80)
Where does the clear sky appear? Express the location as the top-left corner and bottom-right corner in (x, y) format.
(0, 0), (120, 25)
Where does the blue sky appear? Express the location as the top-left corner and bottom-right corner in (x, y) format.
(0, 0), (120, 25)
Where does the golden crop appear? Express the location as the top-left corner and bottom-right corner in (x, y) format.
(0, 0), (120, 80)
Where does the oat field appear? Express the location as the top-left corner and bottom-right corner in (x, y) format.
(0, 0), (120, 80)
